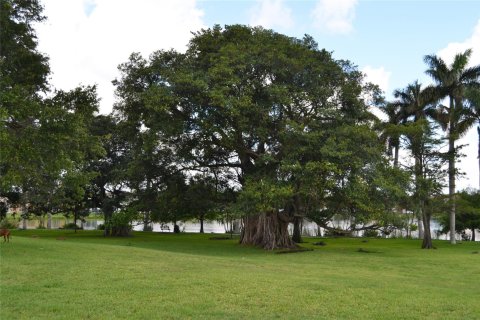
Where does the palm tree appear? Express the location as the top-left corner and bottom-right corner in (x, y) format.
(424, 49), (480, 244)
(391, 81), (437, 248)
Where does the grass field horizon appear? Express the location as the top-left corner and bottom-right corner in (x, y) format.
(1, 230), (479, 319)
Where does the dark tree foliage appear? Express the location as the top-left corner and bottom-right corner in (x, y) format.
(114, 25), (404, 249)
(85, 115), (130, 235)
(439, 190), (480, 241)
(1, 1), (103, 223)
(0, 0), (49, 91)
(1, 0), (49, 190)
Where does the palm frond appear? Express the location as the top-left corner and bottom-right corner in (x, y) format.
(424, 54), (448, 83)
(455, 117), (476, 138)
(451, 49), (472, 74)
(459, 65), (480, 84)
(465, 87), (480, 116)
(422, 84), (443, 103)
(427, 106), (449, 131)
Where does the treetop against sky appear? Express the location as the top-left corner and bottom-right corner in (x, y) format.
(35, 0), (480, 190)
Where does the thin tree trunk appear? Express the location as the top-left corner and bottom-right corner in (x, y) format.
(240, 211), (296, 250)
(292, 216), (302, 243)
(472, 228), (476, 242)
(421, 206), (433, 249)
(104, 211), (111, 236)
(414, 152), (424, 240)
(143, 212), (150, 231)
(200, 217), (204, 233)
(47, 212), (52, 229)
(394, 146), (399, 168)
(74, 211), (77, 233)
(448, 135), (456, 244)
(101, 187), (111, 236)
(22, 217), (27, 230)
(291, 189), (303, 243)
(417, 218), (424, 239)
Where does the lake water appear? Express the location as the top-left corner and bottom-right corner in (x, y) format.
(17, 216), (479, 241)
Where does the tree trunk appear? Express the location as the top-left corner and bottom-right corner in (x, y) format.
(472, 228), (476, 242)
(100, 187), (111, 236)
(394, 146), (399, 168)
(292, 216), (302, 243)
(47, 212), (52, 229)
(74, 211), (77, 233)
(421, 209), (433, 249)
(22, 217), (27, 230)
(448, 135), (456, 244)
(417, 217), (424, 239)
(240, 211), (296, 250)
(104, 211), (111, 236)
(142, 210), (151, 231)
(414, 152), (423, 240)
(199, 217), (204, 233)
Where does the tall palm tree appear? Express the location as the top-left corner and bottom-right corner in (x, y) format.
(392, 81), (437, 248)
(424, 49), (480, 244)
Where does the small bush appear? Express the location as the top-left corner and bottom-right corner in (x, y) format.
(97, 224), (105, 230)
(63, 222), (81, 230)
(324, 229), (350, 237)
(363, 229), (379, 238)
(106, 210), (135, 236)
(0, 218), (18, 229)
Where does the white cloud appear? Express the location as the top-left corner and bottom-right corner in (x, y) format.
(249, 0), (294, 30)
(36, 0), (205, 114)
(362, 66), (391, 94)
(437, 19), (480, 67)
(311, 0), (357, 34)
(361, 66), (391, 121)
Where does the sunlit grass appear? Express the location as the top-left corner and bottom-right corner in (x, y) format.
(1, 230), (479, 319)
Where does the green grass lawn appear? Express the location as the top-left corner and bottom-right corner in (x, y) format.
(1, 230), (479, 319)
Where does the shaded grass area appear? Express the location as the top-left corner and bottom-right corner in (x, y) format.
(1, 230), (479, 319)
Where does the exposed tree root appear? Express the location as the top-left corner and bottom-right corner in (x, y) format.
(240, 211), (296, 250)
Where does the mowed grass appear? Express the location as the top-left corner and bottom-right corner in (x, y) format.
(1, 230), (479, 319)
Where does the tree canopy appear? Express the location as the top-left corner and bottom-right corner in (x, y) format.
(112, 25), (404, 248)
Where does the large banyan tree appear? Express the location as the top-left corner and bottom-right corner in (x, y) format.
(114, 25), (404, 249)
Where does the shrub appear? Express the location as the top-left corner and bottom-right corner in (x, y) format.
(363, 229), (379, 238)
(97, 224), (105, 230)
(63, 222), (81, 230)
(324, 229), (351, 237)
(0, 218), (18, 229)
(106, 210), (136, 236)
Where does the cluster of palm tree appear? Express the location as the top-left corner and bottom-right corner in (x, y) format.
(381, 49), (480, 246)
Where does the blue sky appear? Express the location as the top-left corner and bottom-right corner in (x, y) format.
(199, 0), (480, 98)
(36, 0), (480, 189)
